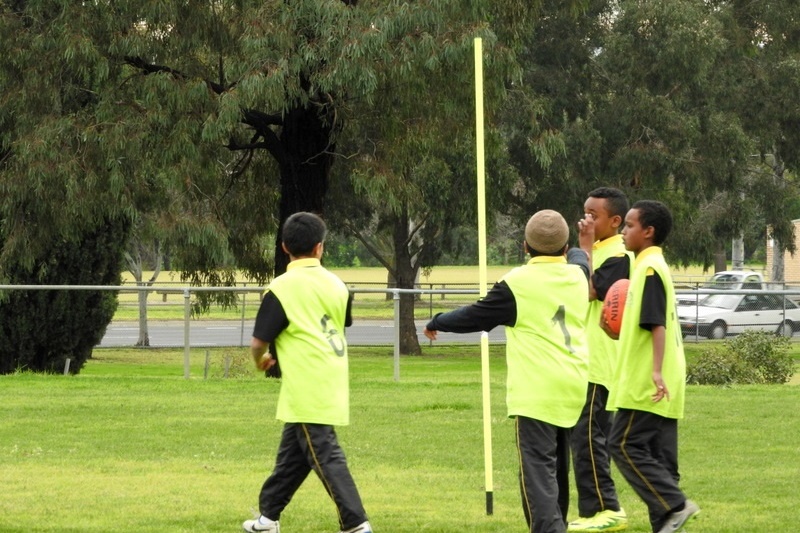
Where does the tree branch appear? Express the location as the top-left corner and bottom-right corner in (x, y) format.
(343, 220), (395, 275)
(241, 108), (283, 129)
(123, 55), (229, 94)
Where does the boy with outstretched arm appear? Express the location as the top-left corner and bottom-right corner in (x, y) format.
(424, 209), (594, 533)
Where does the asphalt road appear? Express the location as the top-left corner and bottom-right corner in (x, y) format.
(99, 320), (507, 348)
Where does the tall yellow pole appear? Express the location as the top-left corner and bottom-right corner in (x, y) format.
(474, 37), (494, 516)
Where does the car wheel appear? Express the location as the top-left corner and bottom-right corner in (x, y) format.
(777, 321), (794, 337)
(708, 321), (727, 340)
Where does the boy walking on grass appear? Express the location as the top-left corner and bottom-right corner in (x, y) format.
(606, 201), (700, 533)
(424, 209), (593, 533)
(243, 212), (373, 533)
(568, 188), (633, 533)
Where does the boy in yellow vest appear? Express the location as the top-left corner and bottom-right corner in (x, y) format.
(606, 201), (700, 533)
(243, 212), (372, 533)
(424, 209), (592, 533)
(568, 188), (633, 532)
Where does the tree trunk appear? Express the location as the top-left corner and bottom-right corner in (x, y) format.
(770, 155), (787, 283)
(392, 211), (422, 355)
(731, 235), (745, 270)
(772, 240), (785, 282)
(136, 288), (150, 347)
(385, 269), (395, 300)
(125, 240), (162, 347)
(273, 105), (334, 276)
(713, 243), (727, 272)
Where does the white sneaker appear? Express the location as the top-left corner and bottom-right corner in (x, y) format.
(339, 521), (373, 533)
(657, 500), (700, 533)
(243, 515), (280, 533)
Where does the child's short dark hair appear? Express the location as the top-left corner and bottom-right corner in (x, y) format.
(282, 212), (327, 256)
(631, 200), (672, 245)
(588, 187), (629, 219)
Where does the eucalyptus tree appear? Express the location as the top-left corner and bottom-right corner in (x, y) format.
(322, 0), (615, 354)
(712, 0), (800, 276)
(0, 0), (527, 362)
(321, 0), (534, 354)
(582, 0), (757, 268)
(585, 0), (800, 270)
(0, 1), (133, 373)
(500, 0), (610, 227)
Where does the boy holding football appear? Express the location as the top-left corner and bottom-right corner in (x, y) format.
(607, 200), (699, 533)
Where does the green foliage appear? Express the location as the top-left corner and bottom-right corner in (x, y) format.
(0, 217), (127, 375)
(321, 231), (378, 268)
(688, 331), (795, 385)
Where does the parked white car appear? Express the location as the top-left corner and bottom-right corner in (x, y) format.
(678, 292), (800, 339)
(676, 270), (766, 307)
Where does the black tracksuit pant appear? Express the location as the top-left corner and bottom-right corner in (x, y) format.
(570, 383), (622, 517)
(609, 409), (685, 532)
(516, 416), (571, 533)
(259, 423), (368, 531)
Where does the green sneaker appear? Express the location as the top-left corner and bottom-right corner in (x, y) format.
(568, 516), (594, 532)
(568, 509), (628, 532)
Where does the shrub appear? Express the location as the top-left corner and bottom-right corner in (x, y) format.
(0, 218), (127, 375)
(687, 331), (795, 385)
(686, 347), (739, 385)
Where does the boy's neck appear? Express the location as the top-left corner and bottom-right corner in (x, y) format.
(633, 243), (657, 257)
(597, 231), (620, 242)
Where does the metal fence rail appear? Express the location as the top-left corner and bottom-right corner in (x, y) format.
(4, 284), (800, 378)
(0, 284), (486, 379)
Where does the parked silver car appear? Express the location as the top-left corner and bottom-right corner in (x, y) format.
(677, 293), (800, 339)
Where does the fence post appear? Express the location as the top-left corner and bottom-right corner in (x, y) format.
(240, 289), (247, 347)
(183, 289), (191, 379)
(393, 289), (400, 382)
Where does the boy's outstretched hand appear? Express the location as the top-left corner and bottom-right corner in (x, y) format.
(423, 327), (438, 341)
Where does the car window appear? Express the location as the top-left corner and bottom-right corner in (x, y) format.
(706, 274), (740, 289)
(705, 294), (743, 309)
(737, 295), (759, 312)
(759, 295), (781, 309)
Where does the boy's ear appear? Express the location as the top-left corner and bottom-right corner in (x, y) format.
(610, 215), (623, 230)
(643, 225), (655, 241)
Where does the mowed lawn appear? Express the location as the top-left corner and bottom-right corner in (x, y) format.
(1, 346), (798, 532)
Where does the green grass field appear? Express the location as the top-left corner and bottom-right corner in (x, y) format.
(1, 346), (798, 532)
